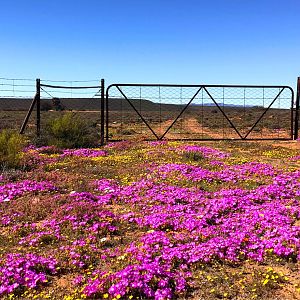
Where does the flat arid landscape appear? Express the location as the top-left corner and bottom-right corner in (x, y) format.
(1, 0), (300, 298)
(1, 138), (300, 299)
(0, 97), (293, 141)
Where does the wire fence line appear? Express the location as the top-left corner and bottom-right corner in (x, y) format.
(0, 77), (103, 109)
(0, 78), (105, 139)
(0, 78), (36, 99)
(0, 77), (299, 142)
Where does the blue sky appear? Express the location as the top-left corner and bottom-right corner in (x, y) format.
(0, 0), (299, 89)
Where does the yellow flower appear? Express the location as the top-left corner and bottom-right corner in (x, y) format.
(103, 294), (109, 299)
(262, 279), (269, 286)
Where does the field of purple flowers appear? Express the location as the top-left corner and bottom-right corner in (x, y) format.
(1, 141), (300, 299)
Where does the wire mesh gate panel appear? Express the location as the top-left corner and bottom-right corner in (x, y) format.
(0, 77), (36, 134)
(105, 84), (295, 141)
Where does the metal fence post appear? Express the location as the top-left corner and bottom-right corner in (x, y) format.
(295, 77), (300, 140)
(100, 78), (105, 145)
(36, 79), (41, 137)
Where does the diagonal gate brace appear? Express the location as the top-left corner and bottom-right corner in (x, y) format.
(116, 86), (160, 140)
(160, 87), (203, 140)
(243, 88), (285, 139)
(203, 87), (244, 139)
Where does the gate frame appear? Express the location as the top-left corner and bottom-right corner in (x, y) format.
(295, 77), (300, 140)
(105, 83), (296, 142)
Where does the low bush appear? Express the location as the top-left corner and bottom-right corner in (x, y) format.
(0, 130), (26, 169)
(45, 112), (95, 148)
(183, 151), (205, 161)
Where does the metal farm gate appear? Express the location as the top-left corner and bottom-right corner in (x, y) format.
(104, 83), (297, 142)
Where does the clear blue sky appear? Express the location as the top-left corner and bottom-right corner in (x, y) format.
(0, 0), (299, 89)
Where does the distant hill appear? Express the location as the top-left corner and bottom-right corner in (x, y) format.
(191, 103), (255, 108)
(0, 97), (262, 111)
(0, 98), (186, 111)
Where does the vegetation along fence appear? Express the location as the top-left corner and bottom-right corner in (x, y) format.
(1, 77), (300, 144)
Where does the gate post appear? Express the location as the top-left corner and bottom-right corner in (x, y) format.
(105, 86), (109, 143)
(295, 77), (300, 140)
(36, 79), (41, 137)
(100, 78), (105, 145)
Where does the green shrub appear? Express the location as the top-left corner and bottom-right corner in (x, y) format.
(0, 130), (26, 169)
(45, 112), (94, 148)
(183, 151), (205, 162)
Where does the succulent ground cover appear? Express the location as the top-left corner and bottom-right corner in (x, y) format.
(1, 141), (300, 299)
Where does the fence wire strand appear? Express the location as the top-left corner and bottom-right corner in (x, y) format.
(0, 78), (297, 141)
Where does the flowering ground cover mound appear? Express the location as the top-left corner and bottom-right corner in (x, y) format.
(1, 141), (300, 299)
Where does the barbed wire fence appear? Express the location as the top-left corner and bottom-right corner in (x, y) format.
(18, 78), (105, 144)
(1, 77), (299, 143)
(0, 77), (36, 133)
(0, 77), (105, 144)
